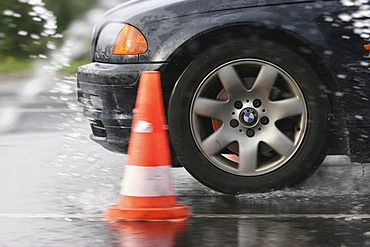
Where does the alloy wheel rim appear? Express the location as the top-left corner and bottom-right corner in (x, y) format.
(190, 59), (307, 176)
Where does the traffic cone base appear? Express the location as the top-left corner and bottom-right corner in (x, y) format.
(106, 203), (189, 222)
(118, 195), (176, 208)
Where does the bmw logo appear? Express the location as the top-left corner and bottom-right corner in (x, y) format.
(240, 108), (258, 127)
(244, 112), (255, 124)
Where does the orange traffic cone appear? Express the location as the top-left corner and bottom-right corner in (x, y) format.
(106, 71), (189, 221)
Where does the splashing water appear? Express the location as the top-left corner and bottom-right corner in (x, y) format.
(340, 0), (370, 41)
(0, 0), (123, 133)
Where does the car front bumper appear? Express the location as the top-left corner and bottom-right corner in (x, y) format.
(76, 62), (165, 153)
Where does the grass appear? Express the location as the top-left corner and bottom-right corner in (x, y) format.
(0, 56), (33, 74)
(0, 56), (91, 75)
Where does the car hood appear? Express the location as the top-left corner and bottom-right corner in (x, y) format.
(102, 0), (315, 24)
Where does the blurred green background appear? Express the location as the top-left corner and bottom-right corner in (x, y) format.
(0, 0), (97, 74)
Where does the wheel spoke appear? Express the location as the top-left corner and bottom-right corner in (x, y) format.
(263, 128), (294, 157)
(189, 59), (308, 178)
(238, 141), (259, 174)
(217, 65), (246, 96)
(201, 127), (231, 156)
(251, 65), (279, 93)
(271, 97), (304, 120)
(193, 97), (227, 120)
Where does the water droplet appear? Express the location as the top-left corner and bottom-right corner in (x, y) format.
(338, 13), (352, 22)
(17, 30), (28, 36)
(3, 10), (15, 16)
(38, 54), (47, 59)
(30, 33), (40, 40)
(325, 16), (334, 22)
(335, 92), (344, 97)
(32, 17), (42, 22)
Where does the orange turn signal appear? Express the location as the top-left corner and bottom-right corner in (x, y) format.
(364, 44), (370, 51)
(112, 24), (148, 55)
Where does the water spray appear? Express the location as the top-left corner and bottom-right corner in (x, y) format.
(0, 0), (123, 134)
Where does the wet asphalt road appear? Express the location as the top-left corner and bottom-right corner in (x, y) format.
(0, 78), (370, 246)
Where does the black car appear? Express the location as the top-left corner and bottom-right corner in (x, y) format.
(77, 0), (370, 194)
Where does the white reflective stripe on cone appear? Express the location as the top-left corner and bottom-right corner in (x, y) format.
(133, 120), (153, 133)
(121, 165), (174, 197)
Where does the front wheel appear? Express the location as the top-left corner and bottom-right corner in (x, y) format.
(169, 39), (329, 194)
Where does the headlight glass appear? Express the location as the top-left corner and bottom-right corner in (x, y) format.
(112, 24), (148, 55)
(95, 23), (148, 57)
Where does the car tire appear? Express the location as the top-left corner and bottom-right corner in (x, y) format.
(168, 38), (329, 194)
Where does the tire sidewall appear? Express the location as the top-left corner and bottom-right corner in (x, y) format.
(169, 39), (328, 193)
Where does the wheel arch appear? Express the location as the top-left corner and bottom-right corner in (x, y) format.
(161, 24), (348, 156)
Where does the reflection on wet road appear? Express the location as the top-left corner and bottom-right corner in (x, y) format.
(1, 213), (370, 246)
(0, 79), (369, 246)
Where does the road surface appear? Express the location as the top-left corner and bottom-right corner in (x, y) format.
(0, 76), (369, 246)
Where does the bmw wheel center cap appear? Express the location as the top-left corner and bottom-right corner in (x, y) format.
(240, 108), (258, 127)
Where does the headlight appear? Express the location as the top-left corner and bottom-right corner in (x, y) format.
(112, 24), (148, 55)
(95, 23), (148, 58)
